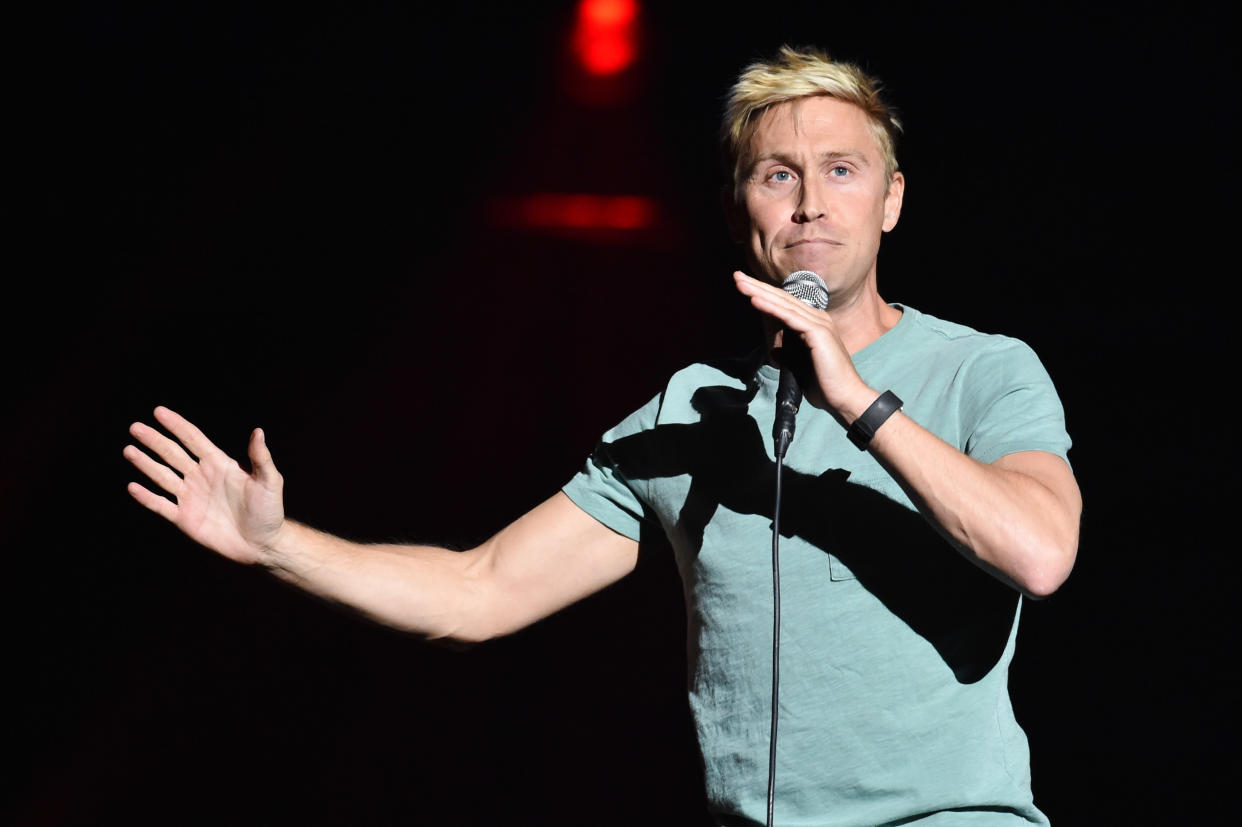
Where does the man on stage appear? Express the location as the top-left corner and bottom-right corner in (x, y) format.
(126, 45), (1080, 825)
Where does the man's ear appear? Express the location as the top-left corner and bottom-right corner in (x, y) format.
(722, 185), (747, 244)
(882, 171), (905, 232)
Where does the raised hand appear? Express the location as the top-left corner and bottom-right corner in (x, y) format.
(124, 406), (286, 565)
(732, 270), (875, 419)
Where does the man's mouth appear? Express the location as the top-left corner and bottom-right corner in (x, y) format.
(786, 238), (842, 247)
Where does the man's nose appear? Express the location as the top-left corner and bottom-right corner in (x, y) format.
(793, 176), (827, 223)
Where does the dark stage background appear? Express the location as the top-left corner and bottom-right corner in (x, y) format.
(7, 2), (1233, 824)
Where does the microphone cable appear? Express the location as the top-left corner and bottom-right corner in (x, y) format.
(765, 270), (828, 827)
(767, 454), (785, 827)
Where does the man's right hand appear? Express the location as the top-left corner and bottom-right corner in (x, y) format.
(124, 406), (639, 641)
(125, 406), (286, 566)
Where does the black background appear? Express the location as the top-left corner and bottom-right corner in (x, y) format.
(7, 2), (1234, 824)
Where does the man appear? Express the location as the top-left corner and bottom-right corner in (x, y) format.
(126, 46), (1080, 825)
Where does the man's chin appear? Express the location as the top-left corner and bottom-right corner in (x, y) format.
(750, 256), (842, 288)
(777, 255), (841, 283)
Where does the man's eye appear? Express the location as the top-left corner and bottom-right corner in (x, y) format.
(830, 166), (851, 177)
(771, 170), (793, 182)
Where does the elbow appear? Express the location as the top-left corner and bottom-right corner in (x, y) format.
(425, 608), (502, 647)
(998, 503), (1081, 599)
(424, 634), (483, 652)
(426, 542), (538, 645)
(1020, 571), (1067, 601)
(966, 524), (1078, 598)
(415, 547), (503, 645)
(1014, 539), (1078, 600)
(425, 615), (500, 646)
(427, 618), (491, 645)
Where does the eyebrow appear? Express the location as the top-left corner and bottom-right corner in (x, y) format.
(752, 149), (873, 167)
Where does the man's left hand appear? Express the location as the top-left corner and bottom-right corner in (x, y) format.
(733, 271), (877, 421)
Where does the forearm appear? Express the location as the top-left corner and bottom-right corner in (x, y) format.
(851, 393), (1080, 597)
(255, 493), (639, 642)
(260, 520), (493, 641)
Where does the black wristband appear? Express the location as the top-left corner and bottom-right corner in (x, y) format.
(846, 390), (903, 450)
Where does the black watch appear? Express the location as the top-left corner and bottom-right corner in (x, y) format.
(846, 390), (903, 450)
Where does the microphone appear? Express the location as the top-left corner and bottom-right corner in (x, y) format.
(772, 270), (830, 459)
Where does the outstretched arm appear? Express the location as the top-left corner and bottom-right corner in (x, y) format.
(734, 273), (1081, 598)
(125, 406), (639, 641)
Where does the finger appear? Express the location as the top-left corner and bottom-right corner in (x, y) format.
(129, 420), (198, 475)
(732, 270), (808, 297)
(123, 444), (183, 497)
(733, 270), (784, 296)
(248, 428), (279, 484)
(153, 406), (223, 462)
(127, 481), (179, 522)
(744, 291), (822, 332)
(733, 272), (821, 315)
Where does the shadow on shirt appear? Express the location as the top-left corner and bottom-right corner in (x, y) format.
(593, 372), (1017, 685)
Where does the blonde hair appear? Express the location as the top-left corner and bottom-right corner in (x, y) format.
(723, 45), (902, 193)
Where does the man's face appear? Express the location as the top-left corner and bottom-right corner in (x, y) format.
(734, 95), (904, 303)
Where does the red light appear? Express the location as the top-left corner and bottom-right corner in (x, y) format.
(573, 0), (639, 76)
(489, 193), (657, 232)
(583, 0), (636, 26)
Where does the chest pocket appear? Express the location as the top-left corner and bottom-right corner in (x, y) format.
(828, 553), (857, 581)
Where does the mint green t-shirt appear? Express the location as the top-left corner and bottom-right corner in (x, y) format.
(563, 305), (1070, 826)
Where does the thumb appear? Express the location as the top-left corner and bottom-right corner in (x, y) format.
(249, 428), (280, 484)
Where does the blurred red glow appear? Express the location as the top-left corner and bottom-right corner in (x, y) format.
(492, 193), (657, 231)
(583, 0), (636, 25)
(573, 0), (639, 75)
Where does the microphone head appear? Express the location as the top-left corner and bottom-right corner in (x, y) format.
(780, 270), (830, 310)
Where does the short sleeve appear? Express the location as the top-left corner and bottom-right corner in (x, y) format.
(562, 393), (663, 542)
(959, 338), (1072, 465)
